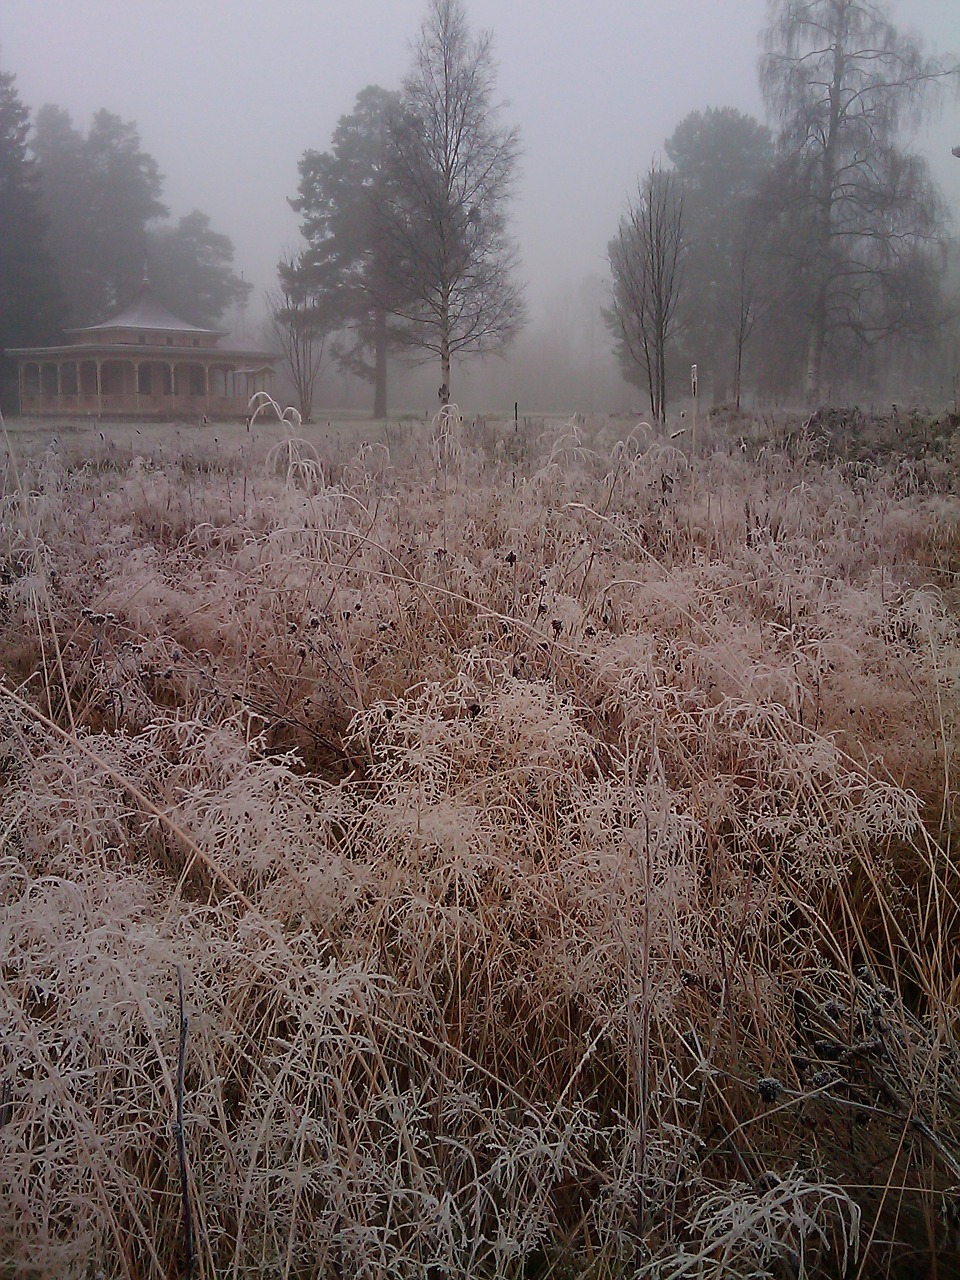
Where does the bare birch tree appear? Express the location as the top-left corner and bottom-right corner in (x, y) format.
(270, 253), (328, 422)
(761, 0), (957, 401)
(378, 0), (525, 408)
(607, 167), (686, 423)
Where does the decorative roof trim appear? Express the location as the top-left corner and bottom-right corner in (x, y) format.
(8, 344), (275, 361)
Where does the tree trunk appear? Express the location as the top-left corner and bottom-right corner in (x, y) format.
(648, 340), (659, 421)
(804, 291), (827, 403)
(805, 36), (844, 405)
(373, 306), (388, 418)
(440, 295), (451, 408)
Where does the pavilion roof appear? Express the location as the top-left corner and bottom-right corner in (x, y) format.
(66, 282), (226, 337)
(8, 342), (275, 363)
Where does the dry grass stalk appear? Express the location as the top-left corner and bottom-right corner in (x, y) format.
(1, 407), (959, 1277)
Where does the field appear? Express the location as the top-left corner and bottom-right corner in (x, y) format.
(2, 405), (960, 1278)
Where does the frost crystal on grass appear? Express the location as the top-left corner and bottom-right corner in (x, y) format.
(1, 409), (959, 1277)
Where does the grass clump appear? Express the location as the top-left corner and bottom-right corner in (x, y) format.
(1, 410), (960, 1277)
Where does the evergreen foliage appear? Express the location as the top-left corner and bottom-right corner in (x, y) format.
(0, 69), (62, 408)
(148, 210), (251, 330)
(288, 86), (403, 417)
(31, 103), (248, 328)
(665, 109), (776, 404)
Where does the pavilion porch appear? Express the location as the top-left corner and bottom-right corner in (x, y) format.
(16, 354), (273, 419)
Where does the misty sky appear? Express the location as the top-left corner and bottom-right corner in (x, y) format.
(3, 0), (958, 326)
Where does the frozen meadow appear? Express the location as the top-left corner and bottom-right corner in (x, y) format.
(2, 406), (960, 1277)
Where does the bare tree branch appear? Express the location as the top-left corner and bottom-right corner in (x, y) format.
(760, 0), (958, 400)
(269, 252), (328, 422)
(377, 0), (525, 407)
(606, 167), (686, 423)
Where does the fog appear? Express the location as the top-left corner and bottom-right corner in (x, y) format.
(3, 0), (958, 411)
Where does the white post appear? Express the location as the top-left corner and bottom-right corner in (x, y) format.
(689, 364), (698, 546)
(691, 364), (698, 453)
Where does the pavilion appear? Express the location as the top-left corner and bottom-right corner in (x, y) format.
(9, 281), (276, 419)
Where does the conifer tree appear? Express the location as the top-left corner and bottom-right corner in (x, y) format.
(0, 69), (62, 410)
(288, 86), (401, 418)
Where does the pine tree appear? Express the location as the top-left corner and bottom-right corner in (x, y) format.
(289, 86), (402, 418)
(33, 104), (248, 329)
(148, 210), (251, 329)
(0, 68), (62, 410)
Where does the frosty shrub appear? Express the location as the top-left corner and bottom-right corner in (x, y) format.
(1, 410), (960, 1277)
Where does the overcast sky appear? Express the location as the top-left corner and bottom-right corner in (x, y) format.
(3, 0), (958, 324)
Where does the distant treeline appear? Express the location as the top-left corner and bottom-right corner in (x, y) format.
(275, 0), (958, 417)
(2, 0), (958, 419)
(0, 69), (249, 407)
